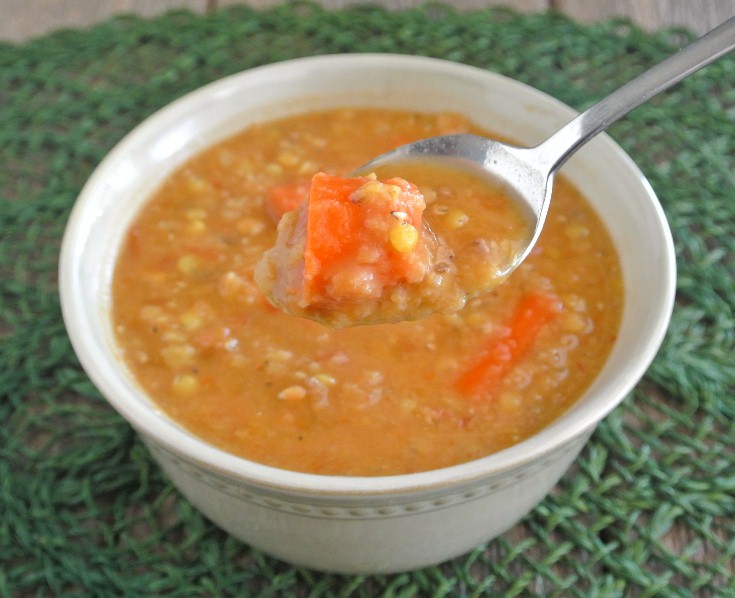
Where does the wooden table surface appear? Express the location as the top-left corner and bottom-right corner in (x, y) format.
(3, 0), (735, 42)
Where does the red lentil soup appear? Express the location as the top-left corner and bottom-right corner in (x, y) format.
(112, 108), (623, 476)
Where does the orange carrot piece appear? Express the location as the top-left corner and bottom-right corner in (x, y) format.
(265, 181), (310, 223)
(304, 173), (368, 275)
(302, 172), (426, 300)
(455, 292), (561, 398)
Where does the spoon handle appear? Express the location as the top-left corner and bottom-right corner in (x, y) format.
(535, 16), (735, 173)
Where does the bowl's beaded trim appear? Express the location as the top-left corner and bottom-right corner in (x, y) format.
(144, 436), (587, 520)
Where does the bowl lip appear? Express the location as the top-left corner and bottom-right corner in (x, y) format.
(59, 53), (677, 497)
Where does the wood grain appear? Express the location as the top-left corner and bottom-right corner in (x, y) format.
(1, 0), (208, 42)
(215, 0), (548, 11)
(555, 0), (735, 34)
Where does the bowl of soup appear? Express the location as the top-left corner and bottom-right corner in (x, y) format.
(59, 54), (675, 573)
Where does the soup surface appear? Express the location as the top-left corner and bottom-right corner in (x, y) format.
(112, 108), (623, 476)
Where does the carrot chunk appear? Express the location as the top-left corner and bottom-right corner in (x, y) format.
(265, 181), (310, 223)
(456, 292), (561, 397)
(302, 172), (429, 303)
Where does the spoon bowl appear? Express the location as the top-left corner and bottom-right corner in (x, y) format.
(361, 134), (550, 273)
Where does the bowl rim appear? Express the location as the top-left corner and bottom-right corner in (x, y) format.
(59, 53), (676, 497)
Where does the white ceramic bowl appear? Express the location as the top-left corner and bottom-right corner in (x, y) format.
(59, 54), (676, 574)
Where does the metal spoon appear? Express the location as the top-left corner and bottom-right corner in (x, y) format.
(361, 16), (735, 275)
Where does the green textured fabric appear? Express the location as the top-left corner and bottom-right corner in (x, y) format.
(2, 3), (734, 595)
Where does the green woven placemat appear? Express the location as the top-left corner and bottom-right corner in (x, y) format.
(1, 3), (733, 595)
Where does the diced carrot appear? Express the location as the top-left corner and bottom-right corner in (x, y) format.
(302, 172), (427, 301)
(455, 292), (561, 398)
(265, 181), (310, 223)
(304, 173), (367, 273)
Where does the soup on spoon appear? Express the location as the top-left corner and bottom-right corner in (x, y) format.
(255, 161), (532, 328)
